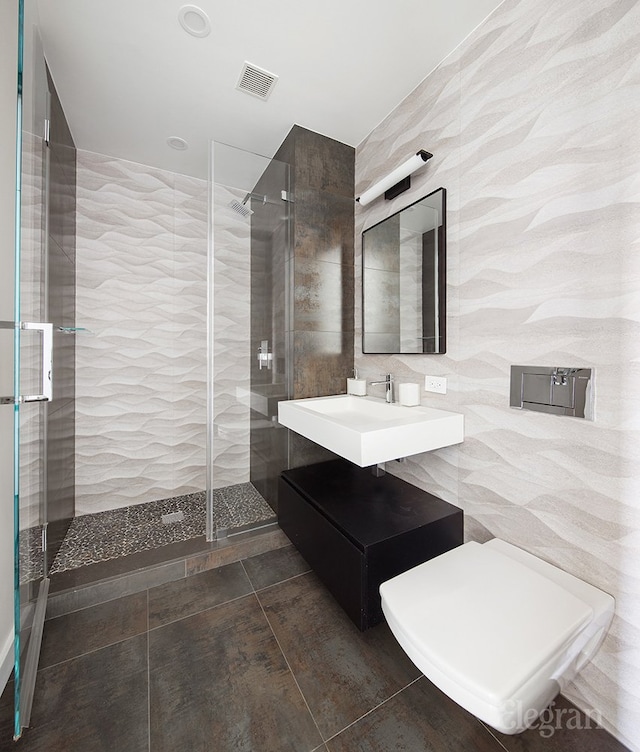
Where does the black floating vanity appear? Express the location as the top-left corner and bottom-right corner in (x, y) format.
(278, 459), (463, 631)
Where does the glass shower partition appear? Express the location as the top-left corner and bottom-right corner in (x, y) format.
(6, 4), (52, 738)
(208, 141), (291, 536)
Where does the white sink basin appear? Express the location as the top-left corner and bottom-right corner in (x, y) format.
(278, 394), (464, 467)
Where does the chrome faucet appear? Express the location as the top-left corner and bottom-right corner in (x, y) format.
(370, 373), (394, 403)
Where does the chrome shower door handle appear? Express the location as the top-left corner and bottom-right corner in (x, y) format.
(0, 321), (53, 404)
(22, 322), (53, 402)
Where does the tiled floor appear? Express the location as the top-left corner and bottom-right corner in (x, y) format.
(0, 544), (630, 752)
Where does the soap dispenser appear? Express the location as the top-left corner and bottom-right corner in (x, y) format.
(347, 368), (367, 396)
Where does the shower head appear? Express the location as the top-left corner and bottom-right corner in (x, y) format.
(228, 192), (285, 218)
(228, 199), (253, 218)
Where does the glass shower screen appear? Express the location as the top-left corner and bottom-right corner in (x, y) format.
(208, 141), (291, 538)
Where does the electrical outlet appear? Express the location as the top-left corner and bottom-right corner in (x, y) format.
(425, 375), (447, 394)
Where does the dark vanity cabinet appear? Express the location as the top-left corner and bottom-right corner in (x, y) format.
(278, 459), (463, 631)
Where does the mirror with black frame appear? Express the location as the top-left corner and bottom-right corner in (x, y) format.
(362, 187), (446, 354)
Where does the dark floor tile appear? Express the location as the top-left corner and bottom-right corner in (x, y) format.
(49, 535), (209, 593)
(0, 680), (15, 749)
(46, 559), (185, 619)
(327, 677), (502, 752)
(40, 591), (147, 668)
(258, 572), (420, 740)
(6, 634), (148, 752)
(185, 527), (289, 576)
(148, 560), (252, 629)
(489, 694), (631, 752)
(149, 594), (322, 752)
(242, 544), (311, 590)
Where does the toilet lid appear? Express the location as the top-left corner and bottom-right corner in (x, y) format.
(380, 542), (593, 707)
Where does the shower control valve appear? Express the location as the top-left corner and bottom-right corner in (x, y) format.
(258, 340), (273, 370)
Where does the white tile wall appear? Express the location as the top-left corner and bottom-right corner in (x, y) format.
(355, 0), (640, 747)
(75, 151), (251, 514)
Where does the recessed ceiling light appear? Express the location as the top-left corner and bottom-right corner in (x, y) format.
(178, 5), (211, 38)
(167, 136), (188, 151)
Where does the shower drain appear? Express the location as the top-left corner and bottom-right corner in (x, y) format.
(161, 511), (185, 525)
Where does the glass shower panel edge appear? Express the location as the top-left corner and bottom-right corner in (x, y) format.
(205, 142), (215, 541)
(209, 140), (290, 536)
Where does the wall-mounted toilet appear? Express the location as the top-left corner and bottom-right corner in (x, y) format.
(380, 538), (614, 734)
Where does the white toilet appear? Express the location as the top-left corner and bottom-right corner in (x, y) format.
(380, 538), (614, 734)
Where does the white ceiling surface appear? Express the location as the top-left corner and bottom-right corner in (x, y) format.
(36, 0), (503, 185)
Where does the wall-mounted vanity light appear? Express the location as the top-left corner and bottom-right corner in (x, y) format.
(356, 150), (433, 206)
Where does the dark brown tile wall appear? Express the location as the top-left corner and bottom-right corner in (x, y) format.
(45, 67), (76, 567)
(250, 125), (355, 509)
(285, 126), (355, 402)
(249, 154), (291, 510)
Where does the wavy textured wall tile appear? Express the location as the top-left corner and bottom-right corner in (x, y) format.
(355, 0), (640, 747)
(211, 186), (251, 487)
(75, 153), (251, 515)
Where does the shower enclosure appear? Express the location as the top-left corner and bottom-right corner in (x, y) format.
(6, 5), (63, 737)
(208, 141), (292, 533)
(7, 2), (292, 737)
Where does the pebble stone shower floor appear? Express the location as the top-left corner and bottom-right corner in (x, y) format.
(49, 483), (275, 573)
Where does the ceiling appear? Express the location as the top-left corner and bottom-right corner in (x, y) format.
(35, 0), (503, 184)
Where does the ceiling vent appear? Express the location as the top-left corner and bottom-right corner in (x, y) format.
(236, 62), (278, 101)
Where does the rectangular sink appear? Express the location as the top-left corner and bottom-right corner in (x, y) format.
(278, 394), (464, 467)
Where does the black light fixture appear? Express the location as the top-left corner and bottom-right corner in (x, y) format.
(356, 150), (433, 206)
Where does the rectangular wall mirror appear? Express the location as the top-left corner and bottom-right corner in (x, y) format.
(362, 187), (446, 354)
